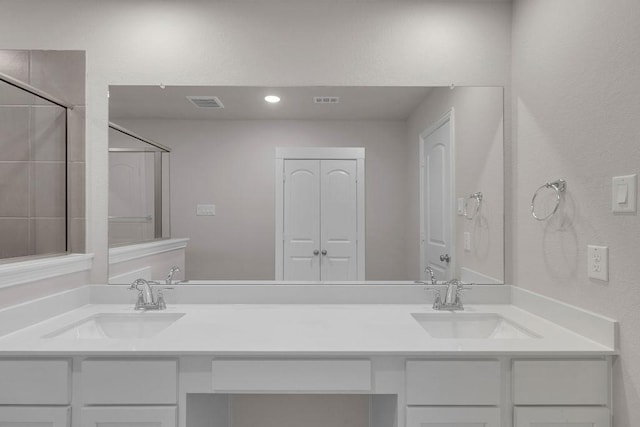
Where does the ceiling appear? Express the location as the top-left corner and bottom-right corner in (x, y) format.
(108, 86), (433, 121)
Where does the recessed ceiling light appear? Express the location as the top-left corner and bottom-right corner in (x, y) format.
(265, 95), (280, 103)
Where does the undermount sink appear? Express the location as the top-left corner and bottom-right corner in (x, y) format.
(43, 313), (185, 339)
(411, 313), (540, 339)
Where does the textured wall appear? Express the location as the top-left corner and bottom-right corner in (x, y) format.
(512, 1), (640, 425)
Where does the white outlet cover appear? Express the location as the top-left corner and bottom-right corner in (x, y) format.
(587, 245), (608, 281)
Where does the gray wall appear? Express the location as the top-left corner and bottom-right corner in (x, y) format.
(512, 1), (640, 425)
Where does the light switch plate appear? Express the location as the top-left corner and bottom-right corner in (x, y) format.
(587, 245), (608, 281)
(612, 174), (637, 213)
(457, 198), (465, 215)
(463, 232), (471, 251)
(196, 204), (216, 216)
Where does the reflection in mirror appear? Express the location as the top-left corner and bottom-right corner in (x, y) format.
(108, 123), (171, 246)
(109, 86), (503, 283)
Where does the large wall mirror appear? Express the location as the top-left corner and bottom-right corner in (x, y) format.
(108, 85), (503, 283)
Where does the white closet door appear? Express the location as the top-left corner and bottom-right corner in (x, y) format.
(283, 160), (321, 280)
(320, 159), (358, 280)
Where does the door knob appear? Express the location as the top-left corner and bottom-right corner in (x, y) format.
(321, 249), (327, 255)
(313, 250), (319, 255)
(440, 254), (451, 263)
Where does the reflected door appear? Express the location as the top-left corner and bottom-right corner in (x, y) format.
(421, 113), (453, 281)
(282, 159), (359, 280)
(283, 160), (321, 280)
(108, 152), (155, 245)
(320, 160), (358, 280)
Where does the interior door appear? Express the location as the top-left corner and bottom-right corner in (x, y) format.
(283, 160), (321, 280)
(421, 116), (453, 280)
(108, 152), (155, 245)
(320, 159), (358, 280)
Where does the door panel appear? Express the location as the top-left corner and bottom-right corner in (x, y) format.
(283, 160), (320, 280)
(422, 118), (452, 280)
(321, 160), (358, 280)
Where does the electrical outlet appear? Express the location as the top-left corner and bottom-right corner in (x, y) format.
(587, 245), (608, 281)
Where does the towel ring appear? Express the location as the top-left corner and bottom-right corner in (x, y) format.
(531, 179), (566, 221)
(464, 192), (483, 220)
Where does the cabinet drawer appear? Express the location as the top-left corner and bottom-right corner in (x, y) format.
(212, 359), (371, 392)
(0, 359), (71, 404)
(406, 360), (500, 405)
(81, 406), (176, 427)
(512, 360), (608, 405)
(0, 406), (70, 426)
(81, 359), (177, 404)
(514, 407), (611, 427)
(407, 407), (501, 427)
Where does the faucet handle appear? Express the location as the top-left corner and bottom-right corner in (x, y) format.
(155, 286), (174, 310)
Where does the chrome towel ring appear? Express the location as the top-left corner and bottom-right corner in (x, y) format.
(464, 192), (483, 220)
(531, 179), (566, 221)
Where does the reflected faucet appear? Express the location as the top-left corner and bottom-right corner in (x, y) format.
(424, 266), (437, 286)
(166, 266), (181, 285)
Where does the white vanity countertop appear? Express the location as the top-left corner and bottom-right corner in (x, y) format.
(0, 303), (616, 356)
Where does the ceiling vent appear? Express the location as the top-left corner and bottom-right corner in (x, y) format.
(187, 96), (224, 109)
(313, 96), (340, 104)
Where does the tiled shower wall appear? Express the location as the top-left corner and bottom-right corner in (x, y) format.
(0, 50), (85, 258)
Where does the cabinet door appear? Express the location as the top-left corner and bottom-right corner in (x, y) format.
(406, 407), (501, 427)
(320, 159), (358, 280)
(514, 407), (610, 427)
(81, 406), (176, 427)
(0, 407), (69, 427)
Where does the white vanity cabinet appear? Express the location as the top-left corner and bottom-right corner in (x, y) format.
(405, 360), (502, 427)
(79, 359), (178, 427)
(0, 359), (71, 426)
(512, 360), (611, 427)
(80, 359), (178, 404)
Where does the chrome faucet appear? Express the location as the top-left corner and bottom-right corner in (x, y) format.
(421, 266), (472, 310)
(166, 266), (181, 285)
(129, 278), (173, 310)
(432, 279), (472, 311)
